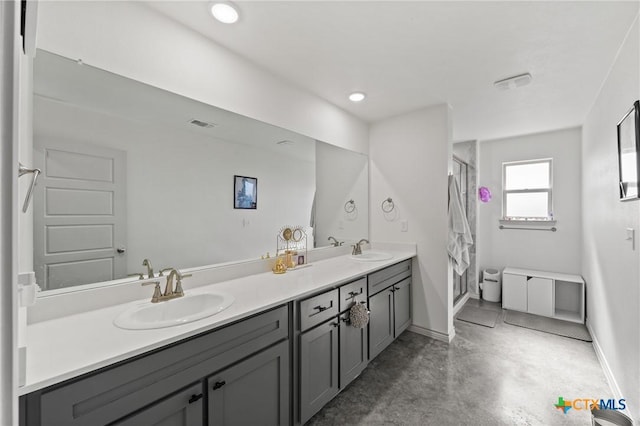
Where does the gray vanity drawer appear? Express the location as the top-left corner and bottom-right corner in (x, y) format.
(31, 305), (289, 426)
(299, 289), (339, 331)
(368, 259), (412, 296)
(339, 277), (367, 312)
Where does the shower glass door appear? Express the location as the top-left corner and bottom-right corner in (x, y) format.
(452, 156), (468, 305)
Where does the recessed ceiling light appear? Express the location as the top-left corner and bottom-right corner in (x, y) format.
(210, 2), (239, 24)
(349, 92), (366, 102)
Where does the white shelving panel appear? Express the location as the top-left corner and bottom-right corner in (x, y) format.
(502, 267), (585, 324)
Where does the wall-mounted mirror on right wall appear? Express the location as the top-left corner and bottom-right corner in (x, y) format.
(617, 100), (640, 201)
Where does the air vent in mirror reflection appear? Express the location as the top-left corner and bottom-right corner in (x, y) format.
(188, 119), (217, 128)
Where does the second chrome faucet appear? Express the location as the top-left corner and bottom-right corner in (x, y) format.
(328, 236), (343, 247)
(352, 239), (369, 255)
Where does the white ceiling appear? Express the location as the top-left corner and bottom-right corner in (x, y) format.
(146, 1), (639, 142)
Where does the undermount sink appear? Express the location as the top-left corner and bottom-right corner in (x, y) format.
(114, 293), (235, 330)
(350, 251), (394, 262)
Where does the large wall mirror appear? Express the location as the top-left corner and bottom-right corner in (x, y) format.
(31, 50), (368, 293)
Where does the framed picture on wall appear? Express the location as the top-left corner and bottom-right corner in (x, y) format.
(234, 175), (258, 209)
(617, 100), (640, 201)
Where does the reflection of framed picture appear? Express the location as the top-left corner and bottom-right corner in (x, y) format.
(234, 175), (257, 209)
(617, 101), (640, 201)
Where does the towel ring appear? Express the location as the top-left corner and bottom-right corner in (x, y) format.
(381, 197), (395, 213)
(344, 199), (356, 213)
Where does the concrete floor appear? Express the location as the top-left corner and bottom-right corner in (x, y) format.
(307, 298), (611, 425)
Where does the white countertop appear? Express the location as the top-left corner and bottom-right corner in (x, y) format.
(502, 267), (584, 283)
(21, 249), (415, 395)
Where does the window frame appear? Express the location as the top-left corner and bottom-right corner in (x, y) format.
(501, 158), (553, 221)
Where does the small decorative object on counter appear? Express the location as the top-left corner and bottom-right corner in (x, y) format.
(478, 186), (492, 203)
(276, 225), (308, 267)
(272, 255), (287, 274)
(285, 250), (297, 269)
(349, 301), (369, 328)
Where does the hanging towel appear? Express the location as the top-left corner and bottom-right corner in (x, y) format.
(448, 175), (474, 275)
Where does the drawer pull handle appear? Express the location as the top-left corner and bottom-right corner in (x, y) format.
(332, 322), (339, 328)
(347, 291), (361, 299)
(394, 286), (400, 290)
(212, 381), (226, 390)
(341, 317), (350, 323)
(389, 288), (396, 293)
(188, 393), (203, 404)
(314, 305), (329, 312)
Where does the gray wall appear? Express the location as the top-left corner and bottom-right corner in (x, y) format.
(582, 16), (639, 421)
(477, 127), (582, 275)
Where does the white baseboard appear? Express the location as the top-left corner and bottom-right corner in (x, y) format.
(586, 320), (634, 422)
(408, 324), (454, 343)
(469, 292), (480, 299)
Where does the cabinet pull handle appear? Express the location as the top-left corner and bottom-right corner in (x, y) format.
(389, 288), (396, 293)
(348, 291), (361, 299)
(332, 322), (339, 327)
(394, 286), (400, 290)
(188, 393), (203, 404)
(341, 317), (350, 323)
(314, 305), (328, 312)
(212, 380), (226, 390)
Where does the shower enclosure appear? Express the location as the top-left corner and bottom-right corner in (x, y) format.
(452, 155), (469, 305)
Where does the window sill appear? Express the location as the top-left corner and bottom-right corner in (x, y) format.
(499, 219), (557, 226)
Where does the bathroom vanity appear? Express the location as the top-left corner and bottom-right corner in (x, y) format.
(19, 251), (414, 426)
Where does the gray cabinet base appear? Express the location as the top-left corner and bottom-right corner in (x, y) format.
(369, 287), (395, 360)
(299, 320), (339, 424)
(339, 311), (368, 388)
(208, 340), (289, 426)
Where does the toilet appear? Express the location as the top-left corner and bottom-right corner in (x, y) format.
(482, 269), (501, 302)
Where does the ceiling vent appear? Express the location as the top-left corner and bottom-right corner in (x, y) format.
(494, 73), (532, 90)
(188, 119), (217, 128)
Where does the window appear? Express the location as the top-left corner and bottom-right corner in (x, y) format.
(502, 159), (553, 221)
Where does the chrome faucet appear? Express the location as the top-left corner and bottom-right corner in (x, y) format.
(352, 239), (370, 255)
(164, 269), (192, 298)
(141, 268), (191, 303)
(142, 258), (154, 278)
(328, 236), (342, 247)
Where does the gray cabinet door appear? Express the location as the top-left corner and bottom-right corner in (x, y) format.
(393, 278), (411, 337)
(208, 340), (289, 426)
(368, 287), (394, 360)
(300, 319), (339, 424)
(339, 312), (368, 388)
(112, 382), (204, 426)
